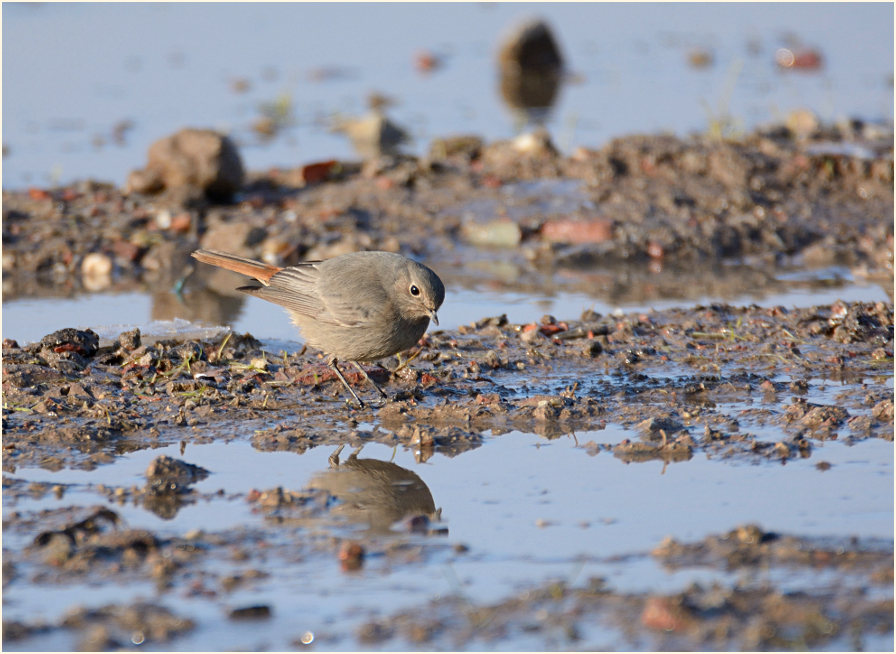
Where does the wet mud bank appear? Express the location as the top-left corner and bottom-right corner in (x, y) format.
(3, 301), (893, 470)
(358, 525), (893, 651)
(2, 123), (893, 650)
(3, 298), (893, 649)
(2, 124), (893, 303)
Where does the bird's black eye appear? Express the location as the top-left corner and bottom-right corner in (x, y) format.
(409, 284), (420, 296)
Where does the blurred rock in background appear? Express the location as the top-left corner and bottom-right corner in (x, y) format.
(497, 18), (566, 129)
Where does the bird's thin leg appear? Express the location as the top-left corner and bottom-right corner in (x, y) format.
(328, 444), (345, 468)
(327, 357), (365, 408)
(351, 361), (388, 399)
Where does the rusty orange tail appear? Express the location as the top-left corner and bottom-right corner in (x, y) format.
(191, 249), (282, 283)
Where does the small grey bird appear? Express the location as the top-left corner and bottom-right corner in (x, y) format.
(191, 249), (444, 407)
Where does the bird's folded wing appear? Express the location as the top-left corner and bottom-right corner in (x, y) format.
(238, 265), (363, 327)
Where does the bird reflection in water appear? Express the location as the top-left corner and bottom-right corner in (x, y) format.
(308, 444), (444, 535)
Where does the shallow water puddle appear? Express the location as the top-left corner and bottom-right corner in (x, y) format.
(4, 424), (891, 650)
(2, 268), (889, 346)
(7, 426), (891, 548)
(4, 3), (892, 189)
(5, 440), (357, 536)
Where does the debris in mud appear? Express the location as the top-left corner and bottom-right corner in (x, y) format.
(117, 327), (141, 351)
(24, 506), (163, 580)
(784, 399), (850, 438)
(2, 300), (891, 472)
(1, 260), (892, 652)
(353, 526), (892, 651)
(37, 328), (100, 370)
(652, 523), (894, 572)
(775, 46), (823, 71)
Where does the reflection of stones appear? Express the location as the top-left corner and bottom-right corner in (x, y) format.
(331, 110), (410, 159)
(153, 219), (277, 325)
(497, 18), (565, 126)
(144, 236), (248, 326)
(613, 437), (694, 464)
(143, 455), (209, 519)
(438, 260), (782, 310)
(151, 286), (245, 328)
(308, 445), (441, 533)
(380, 420), (485, 460)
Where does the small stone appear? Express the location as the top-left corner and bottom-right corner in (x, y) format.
(228, 605), (272, 620)
(461, 219), (522, 248)
(871, 347), (892, 361)
(582, 340), (603, 357)
(331, 110), (409, 159)
(81, 252), (113, 277)
(339, 542), (365, 571)
(532, 400), (560, 422)
(41, 533), (73, 565)
(40, 328), (100, 357)
(872, 399), (893, 423)
(520, 325), (546, 344)
(541, 217), (613, 244)
(786, 108), (819, 139)
(118, 328), (142, 351)
(145, 455), (209, 493)
(428, 135), (483, 160)
(126, 128), (244, 201)
(641, 596), (690, 632)
(497, 18), (564, 115)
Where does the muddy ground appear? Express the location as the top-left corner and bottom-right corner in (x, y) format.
(2, 120), (893, 302)
(2, 299), (893, 650)
(2, 123), (894, 650)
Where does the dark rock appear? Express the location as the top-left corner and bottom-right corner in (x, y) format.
(126, 128), (244, 201)
(497, 18), (565, 121)
(145, 455), (209, 494)
(39, 328), (99, 357)
(118, 328), (141, 351)
(228, 605), (272, 620)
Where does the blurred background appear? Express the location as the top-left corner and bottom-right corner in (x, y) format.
(3, 2), (892, 188)
(2, 2), (893, 343)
